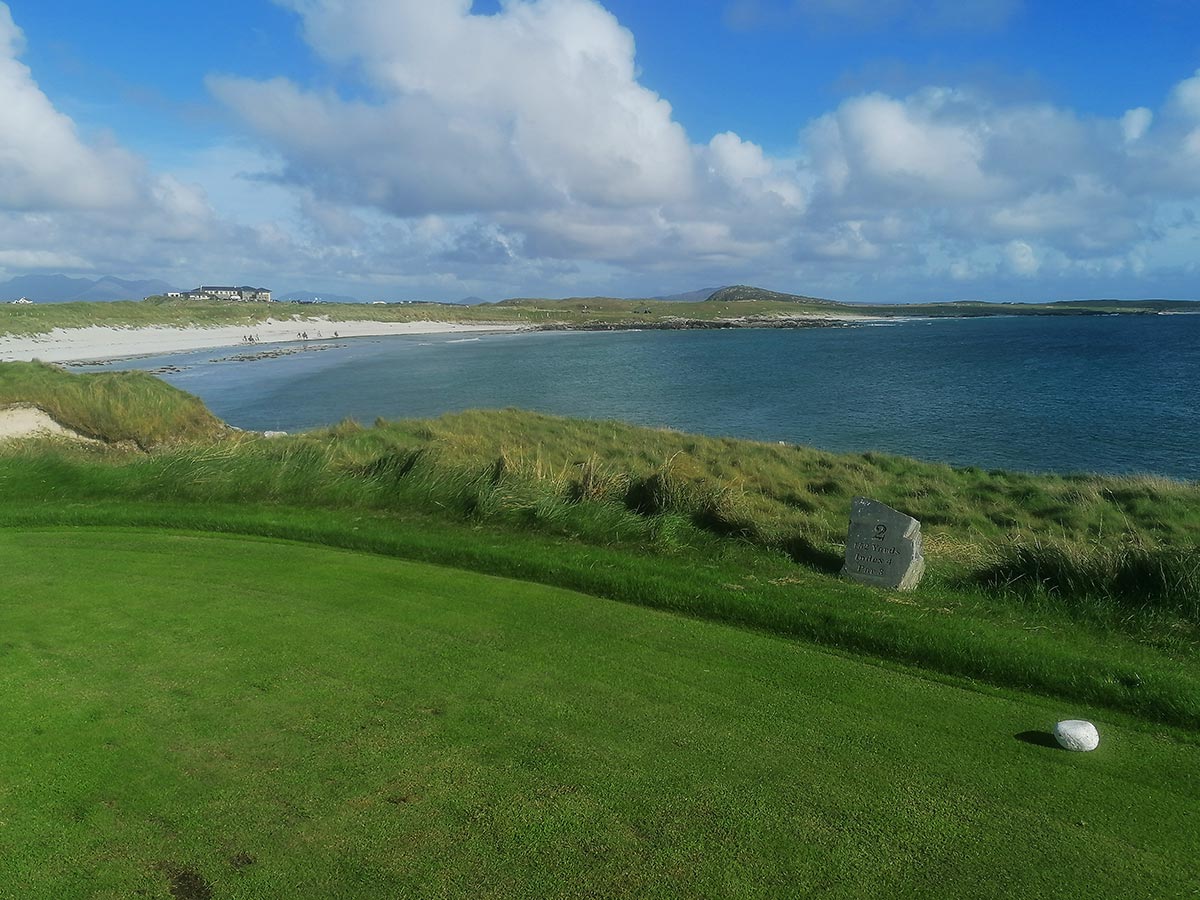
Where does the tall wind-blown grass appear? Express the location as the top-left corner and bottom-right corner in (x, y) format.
(978, 537), (1200, 623)
(0, 361), (224, 447)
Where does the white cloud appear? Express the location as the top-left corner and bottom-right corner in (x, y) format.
(0, 248), (90, 270)
(808, 90), (999, 202)
(202, 4), (1200, 299)
(4, 0), (1200, 303)
(1168, 69), (1200, 119)
(1121, 107), (1152, 143)
(1005, 239), (1039, 276)
(0, 4), (145, 210)
(212, 0), (695, 216)
(0, 2), (236, 282)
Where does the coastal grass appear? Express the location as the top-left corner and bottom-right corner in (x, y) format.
(0, 295), (846, 338)
(4, 290), (1196, 339)
(2, 528), (1197, 898)
(2, 364), (1198, 725)
(2, 495), (1198, 731)
(0, 360), (226, 447)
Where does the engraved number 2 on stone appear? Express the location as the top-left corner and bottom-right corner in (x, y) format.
(873, 524), (887, 541)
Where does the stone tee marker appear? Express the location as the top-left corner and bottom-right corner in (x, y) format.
(843, 497), (925, 591)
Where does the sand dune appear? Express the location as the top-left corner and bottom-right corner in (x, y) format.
(0, 404), (99, 443)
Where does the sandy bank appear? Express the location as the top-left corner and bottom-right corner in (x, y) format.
(0, 404), (101, 444)
(0, 319), (521, 364)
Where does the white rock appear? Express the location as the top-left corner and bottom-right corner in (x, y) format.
(1054, 719), (1100, 752)
(263, 430), (288, 438)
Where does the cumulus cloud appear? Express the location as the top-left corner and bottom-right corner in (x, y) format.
(211, 0), (695, 215)
(800, 81), (1200, 265)
(1121, 107), (1153, 143)
(201, 1), (1200, 300)
(0, 2), (225, 280)
(210, 0), (812, 280)
(0, 5), (144, 210)
(1005, 239), (1038, 276)
(5, 0), (1200, 302)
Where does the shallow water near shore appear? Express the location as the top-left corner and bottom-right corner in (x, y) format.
(78, 314), (1200, 479)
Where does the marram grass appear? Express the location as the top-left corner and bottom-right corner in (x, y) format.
(0, 360), (224, 447)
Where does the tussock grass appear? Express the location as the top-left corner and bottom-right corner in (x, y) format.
(0, 360), (225, 447)
(979, 537), (1200, 622)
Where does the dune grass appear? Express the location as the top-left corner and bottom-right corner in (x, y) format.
(2, 528), (1196, 899)
(0, 361), (225, 447)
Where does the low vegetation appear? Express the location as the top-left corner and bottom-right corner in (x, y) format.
(3, 362), (1198, 894)
(0, 360), (225, 447)
(3, 288), (1198, 338)
(4, 530), (1196, 897)
(1, 363), (1198, 729)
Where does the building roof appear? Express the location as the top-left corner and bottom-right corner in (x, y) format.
(200, 285), (271, 292)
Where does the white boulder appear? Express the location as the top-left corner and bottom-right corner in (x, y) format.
(1054, 719), (1100, 752)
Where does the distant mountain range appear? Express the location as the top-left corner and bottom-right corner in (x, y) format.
(0, 274), (176, 303)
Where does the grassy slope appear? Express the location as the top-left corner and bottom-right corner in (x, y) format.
(0, 361), (225, 447)
(2, 529), (1196, 899)
(2, 498), (1197, 732)
(0, 363), (1196, 725)
(1, 402), (1197, 726)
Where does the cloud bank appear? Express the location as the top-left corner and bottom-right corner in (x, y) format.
(1, 0), (1199, 301)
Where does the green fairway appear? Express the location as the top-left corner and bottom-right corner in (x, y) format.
(1, 530), (1196, 898)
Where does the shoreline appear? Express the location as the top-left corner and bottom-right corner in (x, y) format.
(0, 314), (870, 364)
(0, 319), (524, 364)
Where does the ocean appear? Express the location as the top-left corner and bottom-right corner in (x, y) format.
(79, 313), (1200, 480)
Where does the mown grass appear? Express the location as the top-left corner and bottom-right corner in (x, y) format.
(3, 481), (1199, 730)
(0, 360), (226, 447)
(2, 529), (1197, 898)
(2, 364), (1198, 726)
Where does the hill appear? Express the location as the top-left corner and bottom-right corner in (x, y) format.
(652, 286), (727, 302)
(706, 284), (842, 305)
(2, 527), (1195, 897)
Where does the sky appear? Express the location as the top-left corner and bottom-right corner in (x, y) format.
(1, 0), (1199, 302)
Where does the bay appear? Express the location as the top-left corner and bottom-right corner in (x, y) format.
(83, 314), (1200, 480)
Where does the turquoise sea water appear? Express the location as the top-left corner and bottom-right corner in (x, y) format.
(84, 314), (1200, 480)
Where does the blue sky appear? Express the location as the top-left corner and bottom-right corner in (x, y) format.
(1, 0), (1199, 301)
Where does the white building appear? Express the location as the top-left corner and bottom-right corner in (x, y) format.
(196, 285), (273, 302)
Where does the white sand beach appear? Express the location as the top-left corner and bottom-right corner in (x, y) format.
(0, 319), (521, 365)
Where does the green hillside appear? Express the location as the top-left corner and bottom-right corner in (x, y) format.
(2, 529), (1196, 898)
(2, 362), (1198, 894)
